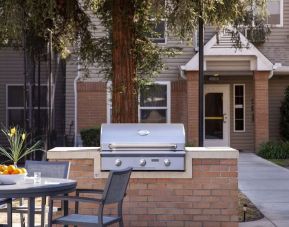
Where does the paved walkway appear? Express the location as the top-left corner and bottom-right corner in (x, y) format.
(239, 153), (289, 227)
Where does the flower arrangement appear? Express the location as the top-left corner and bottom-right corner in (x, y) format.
(0, 126), (43, 165)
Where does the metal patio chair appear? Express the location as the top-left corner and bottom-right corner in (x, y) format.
(0, 198), (12, 227)
(14, 160), (70, 227)
(48, 167), (132, 227)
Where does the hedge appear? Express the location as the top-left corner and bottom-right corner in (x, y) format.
(80, 127), (101, 147)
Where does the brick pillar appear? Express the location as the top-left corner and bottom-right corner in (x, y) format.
(171, 80), (188, 128)
(186, 71), (199, 145)
(254, 71), (269, 151)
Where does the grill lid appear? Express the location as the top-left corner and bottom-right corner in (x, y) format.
(101, 123), (185, 151)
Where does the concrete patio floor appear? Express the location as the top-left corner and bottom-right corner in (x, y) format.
(239, 153), (289, 227)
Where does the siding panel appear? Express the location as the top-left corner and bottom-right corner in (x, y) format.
(258, 0), (289, 65)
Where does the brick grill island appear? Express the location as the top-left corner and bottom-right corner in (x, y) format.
(48, 147), (239, 227)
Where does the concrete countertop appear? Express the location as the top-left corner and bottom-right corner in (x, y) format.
(47, 147), (239, 178)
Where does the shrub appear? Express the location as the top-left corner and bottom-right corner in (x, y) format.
(280, 86), (289, 140)
(258, 141), (289, 159)
(80, 127), (101, 147)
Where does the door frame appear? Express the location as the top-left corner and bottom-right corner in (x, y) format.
(204, 84), (230, 147)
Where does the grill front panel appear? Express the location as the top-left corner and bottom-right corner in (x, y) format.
(100, 123), (186, 171)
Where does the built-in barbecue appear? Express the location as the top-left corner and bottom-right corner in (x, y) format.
(100, 124), (185, 171)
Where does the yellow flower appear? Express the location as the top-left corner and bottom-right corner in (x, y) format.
(7, 133), (12, 137)
(10, 127), (16, 136)
(21, 133), (26, 141)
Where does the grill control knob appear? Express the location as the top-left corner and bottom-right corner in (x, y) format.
(115, 159), (122, 167)
(164, 159), (171, 167)
(139, 159), (146, 166)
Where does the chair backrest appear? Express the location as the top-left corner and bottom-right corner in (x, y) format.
(25, 160), (70, 179)
(102, 167), (132, 205)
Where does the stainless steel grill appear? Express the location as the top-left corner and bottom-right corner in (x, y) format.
(100, 123), (185, 171)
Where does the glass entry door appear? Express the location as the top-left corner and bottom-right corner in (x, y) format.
(204, 85), (230, 147)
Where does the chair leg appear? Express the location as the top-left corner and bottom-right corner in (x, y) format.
(40, 196), (46, 227)
(21, 216), (25, 227)
(7, 200), (12, 227)
(19, 198), (25, 227)
(47, 197), (53, 227)
(119, 219), (124, 227)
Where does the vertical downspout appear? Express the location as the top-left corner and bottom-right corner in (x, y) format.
(74, 60), (81, 146)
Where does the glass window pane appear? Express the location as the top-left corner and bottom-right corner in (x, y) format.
(235, 85), (244, 96)
(205, 92), (223, 139)
(150, 21), (165, 43)
(235, 108), (244, 119)
(140, 84), (167, 107)
(140, 109), (166, 123)
(234, 85), (245, 131)
(8, 86), (24, 107)
(267, 0), (281, 24)
(235, 97), (244, 105)
(205, 93), (223, 117)
(33, 86), (48, 107)
(205, 119), (223, 139)
(148, 0), (166, 43)
(8, 109), (24, 128)
(235, 120), (244, 131)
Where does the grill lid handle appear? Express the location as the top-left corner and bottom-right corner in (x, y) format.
(108, 143), (178, 150)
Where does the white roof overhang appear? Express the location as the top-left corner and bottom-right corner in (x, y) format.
(182, 32), (273, 72)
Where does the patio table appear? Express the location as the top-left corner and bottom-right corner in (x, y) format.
(0, 177), (76, 227)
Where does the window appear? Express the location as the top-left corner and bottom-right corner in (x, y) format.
(139, 83), (170, 123)
(6, 85), (48, 129)
(266, 0), (283, 26)
(107, 82), (171, 123)
(149, 0), (166, 44)
(149, 20), (166, 44)
(7, 85), (25, 128)
(234, 84), (245, 132)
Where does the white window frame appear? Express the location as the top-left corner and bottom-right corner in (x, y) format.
(106, 81), (171, 123)
(138, 81), (171, 123)
(266, 0), (283, 27)
(233, 84), (246, 132)
(6, 84), (49, 127)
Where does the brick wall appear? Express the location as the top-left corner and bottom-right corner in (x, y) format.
(186, 71), (199, 146)
(52, 158), (238, 227)
(77, 82), (107, 131)
(254, 71), (269, 150)
(171, 80), (188, 133)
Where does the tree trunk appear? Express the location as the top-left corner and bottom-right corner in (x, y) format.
(111, 0), (138, 123)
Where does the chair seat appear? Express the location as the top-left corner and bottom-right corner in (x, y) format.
(53, 214), (121, 226)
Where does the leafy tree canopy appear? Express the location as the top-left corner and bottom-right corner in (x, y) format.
(0, 0), (268, 82)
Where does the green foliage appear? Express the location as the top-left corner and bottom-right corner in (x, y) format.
(0, 126), (43, 164)
(0, 0), (96, 61)
(80, 127), (101, 147)
(280, 86), (289, 140)
(0, 0), (270, 83)
(258, 141), (289, 159)
(83, 0), (268, 81)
